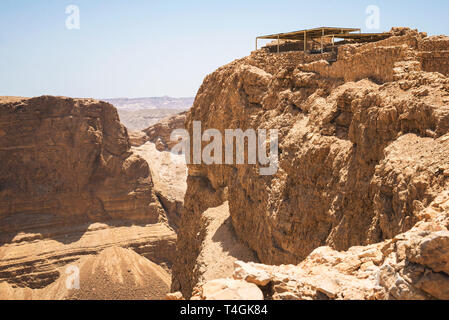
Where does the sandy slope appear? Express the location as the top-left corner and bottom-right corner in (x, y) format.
(0, 247), (171, 300)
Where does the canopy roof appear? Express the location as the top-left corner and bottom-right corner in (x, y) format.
(256, 27), (361, 40)
(325, 32), (390, 42)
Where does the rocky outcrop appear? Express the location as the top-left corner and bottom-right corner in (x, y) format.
(128, 130), (148, 146)
(196, 190), (449, 300)
(129, 111), (187, 151)
(191, 278), (264, 300)
(0, 96), (165, 222)
(130, 111), (189, 230)
(0, 96), (176, 298)
(418, 35), (449, 77)
(143, 111), (187, 151)
(132, 142), (187, 230)
(172, 28), (449, 298)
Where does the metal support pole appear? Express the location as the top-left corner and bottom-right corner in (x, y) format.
(277, 36), (280, 54)
(321, 28), (324, 53)
(255, 38), (258, 51)
(304, 31), (306, 53)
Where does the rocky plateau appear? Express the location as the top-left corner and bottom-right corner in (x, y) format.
(170, 28), (449, 300)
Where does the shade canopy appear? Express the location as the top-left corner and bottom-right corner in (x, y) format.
(325, 32), (390, 42)
(256, 27), (361, 40)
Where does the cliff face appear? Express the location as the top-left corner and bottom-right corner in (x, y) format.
(194, 190), (449, 300)
(0, 96), (164, 222)
(172, 28), (449, 297)
(0, 96), (176, 297)
(131, 111), (189, 230)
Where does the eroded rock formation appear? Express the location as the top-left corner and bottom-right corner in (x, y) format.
(132, 142), (187, 230)
(2, 27), (449, 301)
(129, 111), (187, 151)
(0, 96), (164, 221)
(130, 110), (189, 230)
(195, 190), (449, 300)
(172, 28), (449, 298)
(0, 247), (172, 300)
(0, 96), (176, 298)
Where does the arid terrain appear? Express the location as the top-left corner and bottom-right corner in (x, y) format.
(105, 97), (193, 131)
(1, 27), (449, 300)
(0, 96), (181, 299)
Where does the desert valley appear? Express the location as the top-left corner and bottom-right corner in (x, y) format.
(1, 27), (449, 301)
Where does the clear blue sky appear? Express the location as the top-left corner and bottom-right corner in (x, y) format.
(0, 0), (448, 99)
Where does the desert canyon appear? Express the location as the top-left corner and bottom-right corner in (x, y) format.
(1, 27), (449, 300)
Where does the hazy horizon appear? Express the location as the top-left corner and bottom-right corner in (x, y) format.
(1, 0), (449, 99)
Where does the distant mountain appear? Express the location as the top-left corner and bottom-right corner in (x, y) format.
(104, 97), (194, 131)
(104, 97), (194, 111)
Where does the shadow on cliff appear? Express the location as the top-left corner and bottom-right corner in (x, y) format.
(211, 216), (259, 263)
(0, 213), (90, 245)
(0, 213), (156, 246)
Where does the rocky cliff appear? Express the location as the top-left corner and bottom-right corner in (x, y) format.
(131, 111), (189, 230)
(0, 96), (165, 221)
(0, 96), (176, 298)
(171, 28), (449, 299)
(129, 111), (187, 151)
(2, 27), (449, 301)
(192, 190), (449, 300)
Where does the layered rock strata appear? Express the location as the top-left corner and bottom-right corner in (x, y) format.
(172, 28), (449, 298)
(0, 96), (176, 298)
(194, 190), (449, 300)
